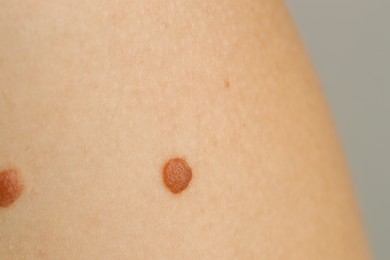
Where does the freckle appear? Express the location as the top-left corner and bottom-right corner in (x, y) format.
(163, 158), (192, 194)
(224, 79), (230, 89)
(0, 169), (24, 208)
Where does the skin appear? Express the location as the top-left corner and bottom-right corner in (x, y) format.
(0, 0), (370, 259)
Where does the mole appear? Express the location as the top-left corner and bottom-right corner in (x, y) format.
(162, 158), (192, 194)
(0, 169), (23, 208)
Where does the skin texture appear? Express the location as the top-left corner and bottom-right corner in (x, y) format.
(0, 169), (23, 208)
(163, 158), (192, 194)
(0, 0), (370, 259)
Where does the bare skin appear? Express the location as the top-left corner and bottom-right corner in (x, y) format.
(0, 0), (370, 259)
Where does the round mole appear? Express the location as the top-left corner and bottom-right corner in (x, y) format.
(163, 158), (192, 194)
(0, 169), (23, 208)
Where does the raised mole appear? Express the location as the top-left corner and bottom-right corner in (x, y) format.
(163, 158), (192, 194)
(0, 169), (23, 208)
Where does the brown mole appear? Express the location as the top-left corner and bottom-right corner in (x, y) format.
(163, 158), (192, 194)
(0, 169), (24, 208)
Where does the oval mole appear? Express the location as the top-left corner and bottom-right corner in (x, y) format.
(163, 158), (192, 194)
(0, 169), (23, 208)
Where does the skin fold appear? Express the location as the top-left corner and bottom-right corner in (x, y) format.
(0, 0), (370, 259)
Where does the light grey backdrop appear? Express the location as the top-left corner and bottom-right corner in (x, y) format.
(285, 1), (389, 259)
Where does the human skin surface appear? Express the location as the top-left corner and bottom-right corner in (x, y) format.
(0, 0), (370, 259)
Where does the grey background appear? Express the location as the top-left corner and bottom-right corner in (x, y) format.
(285, 1), (389, 259)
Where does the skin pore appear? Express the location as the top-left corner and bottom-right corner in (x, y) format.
(0, 0), (370, 259)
